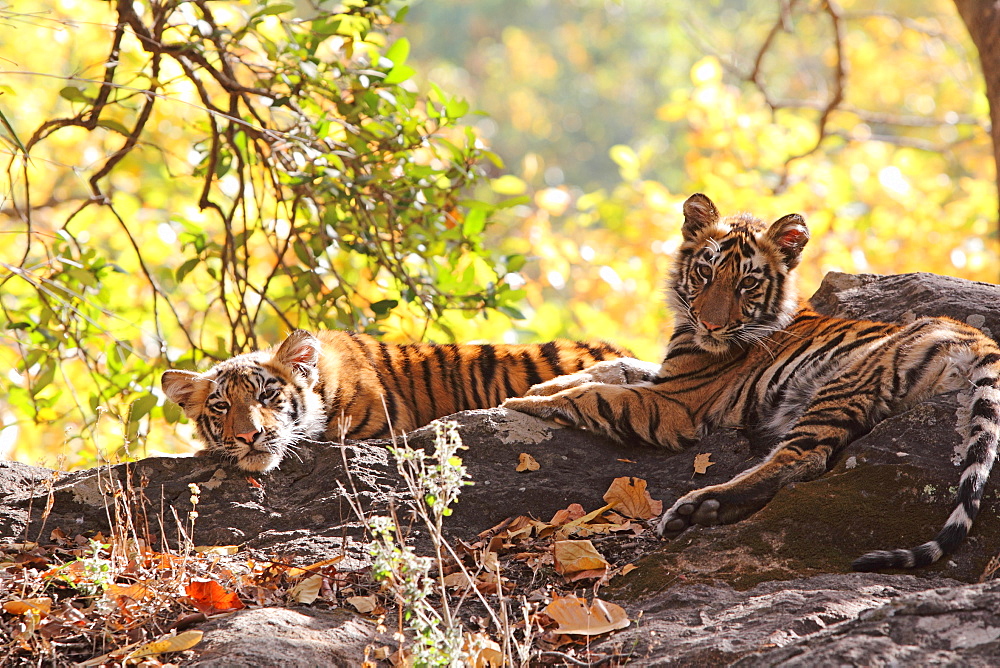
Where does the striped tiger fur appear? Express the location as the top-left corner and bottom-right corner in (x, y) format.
(504, 193), (1000, 572)
(161, 329), (632, 473)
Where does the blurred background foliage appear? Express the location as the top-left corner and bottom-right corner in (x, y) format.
(1, 0), (997, 469)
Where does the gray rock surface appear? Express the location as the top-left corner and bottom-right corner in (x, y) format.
(2, 271), (1000, 666)
(190, 607), (392, 667)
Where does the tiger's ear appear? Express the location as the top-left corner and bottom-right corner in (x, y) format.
(161, 370), (201, 408)
(765, 213), (810, 269)
(275, 329), (321, 381)
(682, 193), (720, 241)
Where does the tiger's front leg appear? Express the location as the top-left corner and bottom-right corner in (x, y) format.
(504, 381), (701, 450)
(655, 445), (832, 534)
(524, 358), (662, 397)
(656, 369), (889, 535)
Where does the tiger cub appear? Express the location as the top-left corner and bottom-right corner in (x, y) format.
(505, 193), (1000, 572)
(161, 329), (631, 473)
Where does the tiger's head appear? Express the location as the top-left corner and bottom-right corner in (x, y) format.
(161, 330), (327, 472)
(669, 193), (809, 355)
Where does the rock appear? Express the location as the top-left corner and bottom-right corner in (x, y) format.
(0, 443), (403, 567)
(591, 573), (965, 664)
(733, 579), (1000, 666)
(2, 271), (1000, 666)
(190, 607), (392, 667)
(809, 271), (1000, 338)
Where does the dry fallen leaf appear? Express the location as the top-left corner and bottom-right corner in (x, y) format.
(286, 555), (344, 579)
(443, 572), (475, 589)
(288, 573), (324, 604)
(516, 452), (540, 472)
(3, 597), (52, 616)
(185, 579), (245, 615)
(194, 545), (240, 555)
(544, 595), (630, 635)
(552, 540), (610, 576)
(620, 563), (639, 576)
(464, 631), (503, 667)
(127, 630), (204, 659)
(480, 550), (500, 572)
(549, 503), (587, 525)
(106, 582), (154, 602)
(602, 477), (663, 519)
(693, 452), (715, 474)
(347, 595), (379, 614)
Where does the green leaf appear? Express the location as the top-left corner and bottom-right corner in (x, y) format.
(59, 86), (90, 103)
(462, 207), (487, 236)
(384, 37), (410, 67)
(30, 361), (56, 398)
(371, 299), (398, 316)
(0, 104), (26, 155)
(176, 257), (200, 283)
(108, 343), (130, 373)
(383, 64), (416, 86)
(163, 400), (183, 424)
(445, 97), (470, 118)
(129, 393), (158, 423)
(254, 3), (294, 17)
(498, 305), (526, 320)
(98, 119), (131, 135)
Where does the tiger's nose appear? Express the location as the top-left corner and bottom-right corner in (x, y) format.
(700, 319), (724, 332)
(235, 430), (260, 445)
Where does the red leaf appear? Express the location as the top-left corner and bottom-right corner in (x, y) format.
(185, 579), (245, 615)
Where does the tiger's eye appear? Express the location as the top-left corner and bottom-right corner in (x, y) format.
(697, 264), (713, 280)
(740, 276), (760, 291)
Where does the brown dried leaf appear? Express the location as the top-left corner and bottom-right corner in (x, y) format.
(443, 572), (475, 589)
(693, 452), (715, 474)
(515, 452), (540, 472)
(552, 540), (610, 576)
(3, 597), (52, 616)
(602, 477), (662, 519)
(347, 595), (379, 614)
(107, 583), (154, 603)
(288, 573), (323, 604)
(544, 595), (630, 635)
(193, 545), (240, 555)
(286, 555), (344, 579)
(549, 503), (587, 525)
(464, 631), (503, 667)
(563, 567), (610, 582)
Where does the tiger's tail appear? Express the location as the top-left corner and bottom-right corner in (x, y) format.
(852, 350), (1000, 572)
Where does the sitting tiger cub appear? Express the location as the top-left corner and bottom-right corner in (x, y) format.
(161, 329), (631, 473)
(505, 193), (1000, 572)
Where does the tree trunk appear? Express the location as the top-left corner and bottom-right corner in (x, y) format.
(953, 0), (1000, 228)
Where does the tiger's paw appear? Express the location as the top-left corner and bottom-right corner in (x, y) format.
(655, 493), (722, 536)
(502, 392), (582, 428)
(525, 372), (596, 397)
(526, 358), (660, 397)
(654, 484), (766, 537)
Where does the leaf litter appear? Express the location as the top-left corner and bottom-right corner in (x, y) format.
(1, 475), (665, 666)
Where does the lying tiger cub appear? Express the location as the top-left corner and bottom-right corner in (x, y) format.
(505, 193), (1000, 572)
(162, 330), (631, 473)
